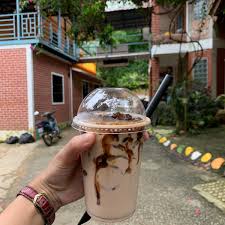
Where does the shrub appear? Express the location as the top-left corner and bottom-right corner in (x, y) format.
(216, 94), (225, 109)
(215, 95), (225, 124)
(170, 81), (219, 134)
(152, 101), (176, 126)
(188, 90), (218, 131)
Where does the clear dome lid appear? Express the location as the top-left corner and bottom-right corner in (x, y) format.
(72, 88), (150, 133)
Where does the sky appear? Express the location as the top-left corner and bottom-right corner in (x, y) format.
(106, 0), (137, 12)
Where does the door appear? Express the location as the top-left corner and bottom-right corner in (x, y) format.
(217, 48), (225, 95)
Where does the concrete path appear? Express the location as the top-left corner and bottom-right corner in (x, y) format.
(0, 141), (40, 212)
(1, 129), (225, 225)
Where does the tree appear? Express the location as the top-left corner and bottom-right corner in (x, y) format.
(32, 0), (149, 45)
(21, 0), (224, 45)
(97, 28), (149, 90)
(97, 60), (148, 90)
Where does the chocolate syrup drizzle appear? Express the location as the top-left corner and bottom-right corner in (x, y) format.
(94, 132), (144, 205)
(136, 132), (144, 165)
(94, 134), (119, 205)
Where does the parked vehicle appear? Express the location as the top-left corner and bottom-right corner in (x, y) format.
(34, 111), (61, 146)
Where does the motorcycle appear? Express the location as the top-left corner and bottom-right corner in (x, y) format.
(34, 111), (61, 146)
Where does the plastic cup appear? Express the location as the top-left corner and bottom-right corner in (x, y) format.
(72, 88), (150, 222)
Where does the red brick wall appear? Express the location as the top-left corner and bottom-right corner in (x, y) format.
(72, 71), (101, 115)
(0, 48), (28, 130)
(73, 75), (82, 115)
(151, 1), (160, 43)
(150, 50), (213, 97)
(187, 49), (212, 89)
(33, 54), (70, 124)
(150, 57), (160, 96)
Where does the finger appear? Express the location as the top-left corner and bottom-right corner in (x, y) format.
(144, 131), (150, 141)
(55, 133), (96, 167)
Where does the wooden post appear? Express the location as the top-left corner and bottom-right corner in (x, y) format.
(16, 0), (20, 40)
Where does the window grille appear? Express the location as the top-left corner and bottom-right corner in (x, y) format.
(193, 0), (208, 20)
(193, 59), (208, 86)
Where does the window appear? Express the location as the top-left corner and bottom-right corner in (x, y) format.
(193, 0), (207, 20)
(82, 81), (89, 99)
(176, 14), (183, 32)
(52, 73), (64, 104)
(193, 59), (208, 86)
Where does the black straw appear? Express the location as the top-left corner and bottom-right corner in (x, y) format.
(146, 74), (173, 118)
(77, 211), (91, 225)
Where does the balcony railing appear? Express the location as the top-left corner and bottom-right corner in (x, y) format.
(0, 12), (77, 60)
(41, 16), (76, 58)
(80, 30), (150, 62)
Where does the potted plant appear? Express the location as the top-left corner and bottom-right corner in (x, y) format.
(20, 0), (36, 12)
(216, 94), (225, 124)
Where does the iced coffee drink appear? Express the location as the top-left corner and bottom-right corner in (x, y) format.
(72, 88), (150, 222)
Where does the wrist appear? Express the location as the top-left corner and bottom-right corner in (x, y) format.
(29, 179), (62, 212)
(17, 195), (45, 224)
(0, 196), (45, 225)
(17, 186), (56, 225)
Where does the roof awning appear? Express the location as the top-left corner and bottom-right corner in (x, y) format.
(73, 63), (97, 76)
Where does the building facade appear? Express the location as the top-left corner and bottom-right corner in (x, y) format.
(0, 0), (100, 140)
(150, 0), (225, 97)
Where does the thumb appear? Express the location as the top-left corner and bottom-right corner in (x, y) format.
(55, 133), (96, 167)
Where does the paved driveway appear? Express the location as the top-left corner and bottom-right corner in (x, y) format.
(1, 128), (225, 225)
